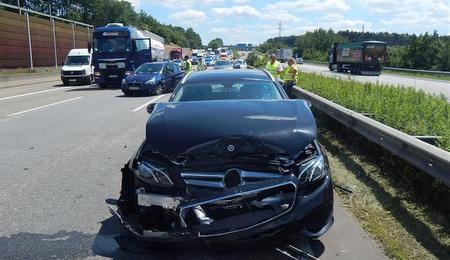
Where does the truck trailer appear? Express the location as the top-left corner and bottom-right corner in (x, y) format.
(276, 48), (293, 63)
(328, 41), (386, 75)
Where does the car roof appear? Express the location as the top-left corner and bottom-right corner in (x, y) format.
(183, 69), (271, 83)
(68, 48), (90, 56)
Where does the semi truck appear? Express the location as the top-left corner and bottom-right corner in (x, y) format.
(169, 47), (191, 60)
(276, 48), (293, 63)
(90, 23), (165, 87)
(328, 41), (386, 75)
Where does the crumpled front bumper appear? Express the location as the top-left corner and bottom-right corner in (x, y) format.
(114, 164), (334, 243)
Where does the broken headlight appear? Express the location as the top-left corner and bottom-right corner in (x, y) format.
(135, 161), (173, 186)
(298, 155), (326, 185)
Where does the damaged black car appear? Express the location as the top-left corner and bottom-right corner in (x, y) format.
(115, 69), (333, 244)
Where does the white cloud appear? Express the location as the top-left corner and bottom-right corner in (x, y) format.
(145, 0), (224, 9)
(233, 0), (250, 3)
(169, 9), (207, 24)
(211, 5), (261, 16)
(210, 27), (229, 34)
(359, 0), (449, 32)
(264, 0), (350, 13)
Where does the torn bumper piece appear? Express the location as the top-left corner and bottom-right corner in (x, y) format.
(114, 174), (333, 242)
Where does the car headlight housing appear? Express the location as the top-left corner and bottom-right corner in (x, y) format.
(145, 78), (156, 85)
(135, 161), (173, 186)
(121, 79), (126, 85)
(94, 71), (101, 76)
(298, 155), (326, 185)
(99, 63), (106, 69)
(117, 62), (126, 69)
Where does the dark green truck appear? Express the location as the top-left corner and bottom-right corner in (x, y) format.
(328, 41), (387, 75)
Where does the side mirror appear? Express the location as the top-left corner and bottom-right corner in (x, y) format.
(147, 103), (156, 114)
(87, 42), (92, 53)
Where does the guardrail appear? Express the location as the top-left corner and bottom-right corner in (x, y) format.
(292, 86), (450, 186)
(382, 66), (450, 75)
(302, 60), (450, 76)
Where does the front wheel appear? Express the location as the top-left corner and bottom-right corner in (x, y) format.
(153, 84), (163, 96)
(87, 75), (93, 85)
(62, 79), (69, 86)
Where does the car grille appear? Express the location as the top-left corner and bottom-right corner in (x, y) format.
(181, 169), (282, 189)
(63, 71), (83, 75)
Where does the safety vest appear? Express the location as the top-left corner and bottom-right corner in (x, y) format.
(282, 64), (298, 82)
(184, 60), (192, 72)
(266, 61), (281, 78)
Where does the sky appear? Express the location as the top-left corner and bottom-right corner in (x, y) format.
(127, 0), (450, 45)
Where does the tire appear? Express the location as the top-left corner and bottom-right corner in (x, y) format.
(122, 90), (132, 96)
(328, 64), (333, 71)
(87, 75), (93, 85)
(62, 79), (69, 86)
(154, 84), (163, 96)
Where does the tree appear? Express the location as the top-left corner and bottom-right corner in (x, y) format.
(208, 38), (223, 49)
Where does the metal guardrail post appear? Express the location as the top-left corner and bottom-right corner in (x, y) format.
(25, 12), (33, 70)
(293, 86), (450, 186)
(51, 18), (58, 69)
(72, 23), (76, 48)
(17, 0), (21, 15)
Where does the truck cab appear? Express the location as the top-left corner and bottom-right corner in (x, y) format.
(91, 23), (165, 87)
(60, 49), (93, 85)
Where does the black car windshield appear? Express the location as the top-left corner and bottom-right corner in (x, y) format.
(65, 55), (89, 65)
(215, 60), (232, 66)
(172, 80), (282, 102)
(135, 63), (164, 74)
(94, 37), (130, 53)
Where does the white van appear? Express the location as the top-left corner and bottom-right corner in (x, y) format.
(61, 49), (94, 85)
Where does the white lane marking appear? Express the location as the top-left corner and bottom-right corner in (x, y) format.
(0, 85), (94, 101)
(132, 95), (167, 112)
(0, 87), (72, 101)
(7, 96), (82, 117)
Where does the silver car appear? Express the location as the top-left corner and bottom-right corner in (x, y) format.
(214, 60), (233, 70)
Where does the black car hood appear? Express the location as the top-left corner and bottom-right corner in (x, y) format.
(145, 99), (316, 159)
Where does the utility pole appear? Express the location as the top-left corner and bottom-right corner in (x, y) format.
(278, 21), (282, 39)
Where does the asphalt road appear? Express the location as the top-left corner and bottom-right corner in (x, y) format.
(299, 63), (450, 100)
(0, 74), (385, 259)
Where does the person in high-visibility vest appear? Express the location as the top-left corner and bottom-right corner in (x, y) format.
(182, 55), (192, 73)
(281, 58), (298, 98)
(265, 53), (283, 79)
(197, 57), (207, 71)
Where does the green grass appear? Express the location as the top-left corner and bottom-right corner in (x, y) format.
(383, 70), (450, 82)
(297, 72), (450, 152)
(317, 119), (450, 259)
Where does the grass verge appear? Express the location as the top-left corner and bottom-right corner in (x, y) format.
(297, 72), (450, 152)
(316, 114), (450, 259)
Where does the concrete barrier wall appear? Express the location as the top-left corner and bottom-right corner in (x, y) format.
(0, 9), (91, 69)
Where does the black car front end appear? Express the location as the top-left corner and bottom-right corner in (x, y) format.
(115, 100), (333, 243)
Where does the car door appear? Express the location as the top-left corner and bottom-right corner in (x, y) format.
(162, 64), (173, 91)
(171, 63), (184, 90)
